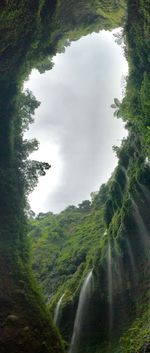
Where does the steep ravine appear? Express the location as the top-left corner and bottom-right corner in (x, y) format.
(0, 1), (128, 352)
(30, 150), (150, 353)
(0, 0), (150, 352)
(29, 0), (150, 351)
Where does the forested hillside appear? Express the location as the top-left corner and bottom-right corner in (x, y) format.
(29, 190), (107, 299)
(29, 203), (103, 299)
(0, 1), (127, 352)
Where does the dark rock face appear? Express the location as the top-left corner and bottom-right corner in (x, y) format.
(139, 342), (150, 353)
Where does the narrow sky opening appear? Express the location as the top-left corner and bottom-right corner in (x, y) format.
(24, 29), (128, 214)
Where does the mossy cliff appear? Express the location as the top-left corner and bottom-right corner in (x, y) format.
(0, 1), (126, 352)
(29, 0), (150, 352)
(30, 160), (150, 353)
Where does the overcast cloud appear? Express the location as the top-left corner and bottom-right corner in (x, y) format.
(24, 30), (128, 214)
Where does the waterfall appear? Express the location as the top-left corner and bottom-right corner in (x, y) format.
(126, 238), (138, 283)
(54, 293), (65, 325)
(131, 198), (150, 246)
(69, 270), (93, 353)
(121, 166), (129, 181)
(107, 242), (113, 334)
(113, 240), (123, 289)
(137, 183), (150, 204)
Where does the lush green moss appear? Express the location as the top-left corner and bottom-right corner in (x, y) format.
(1, 0), (150, 351)
(29, 206), (104, 302)
(29, 1), (150, 351)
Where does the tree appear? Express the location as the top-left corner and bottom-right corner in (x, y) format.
(78, 200), (91, 211)
(15, 90), (51, 199)
(91, 184), (108, 209)
(111, 97), (122, 118)
(35, 56), (54, 74)
(17, 89), (41, 131)
(113, 28), (123, 45)
(21, 160), (51, 195)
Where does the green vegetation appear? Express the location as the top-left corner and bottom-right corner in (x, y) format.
(28, 0), (150, 352)
(120, 0), (150, 158)
(118, 301), (150, 353)
(0, 0), (127, 352)
(0, 0), (149, 351)
(29, 192), (105, 302)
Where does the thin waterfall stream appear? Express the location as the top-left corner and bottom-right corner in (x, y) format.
(126, 238), (138, 283)
(107, 242), (113, 335)
(138, 183), (150, 204)
(54, 293), (65, 325)
(131, 198), (150, 246)
(69, 270), (93, 353)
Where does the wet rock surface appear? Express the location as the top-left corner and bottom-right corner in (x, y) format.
(139, 342), (150, 353)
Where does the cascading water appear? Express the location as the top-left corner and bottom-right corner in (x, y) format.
(69, 270), (93, 353)
(113, 239), (123, 288)
(54, 293), (65, 325)
(126, 238), (138, 283)
(131, 198), (150, 246)
(137, 183), (150, 204)
(107, 242), (113, 335)
(121, 166), (129, 181)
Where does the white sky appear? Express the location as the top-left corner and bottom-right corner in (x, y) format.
(24, 29), (128, 214)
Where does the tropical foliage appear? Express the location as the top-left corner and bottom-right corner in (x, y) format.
(0, 0), (149, 352)
(29, 1), (150, 352)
